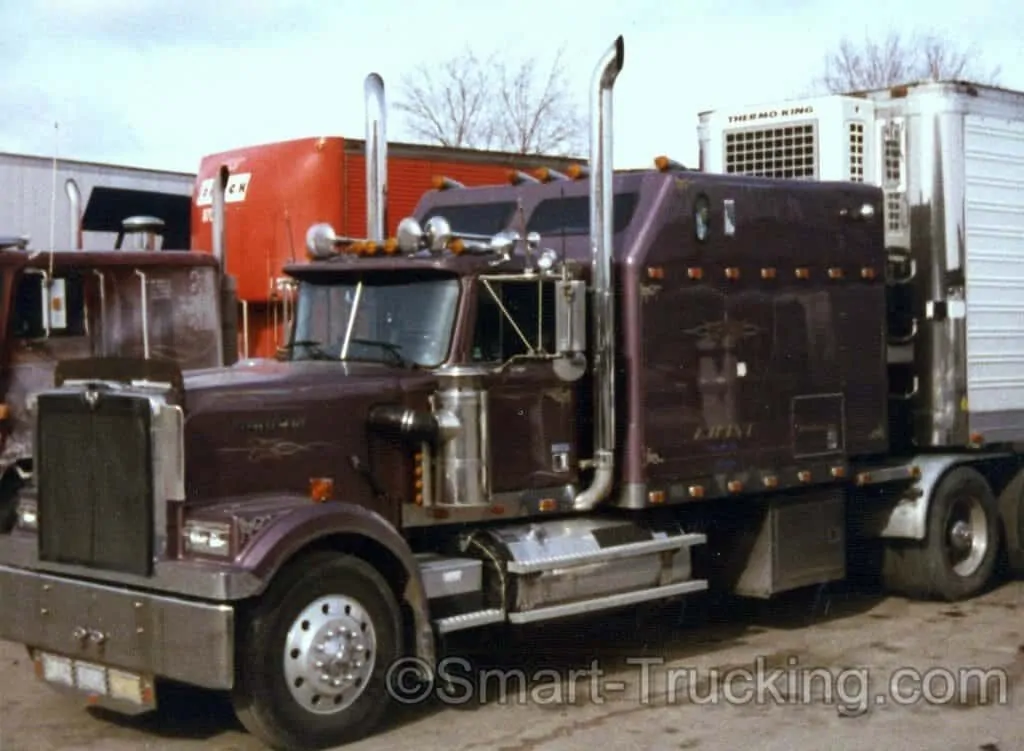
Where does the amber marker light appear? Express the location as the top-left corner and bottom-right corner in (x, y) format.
(566, 164), (589, 179)
(310, 477), (334, 503)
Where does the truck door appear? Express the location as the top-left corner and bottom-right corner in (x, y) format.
(469, 277), (579, 494)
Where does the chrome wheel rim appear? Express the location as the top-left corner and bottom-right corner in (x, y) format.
(283, 595), (377, 714)
(946, 495), (989, 578)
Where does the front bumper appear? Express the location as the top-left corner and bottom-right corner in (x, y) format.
(0, 532), (263, 600)
(0, 563), (235, 689)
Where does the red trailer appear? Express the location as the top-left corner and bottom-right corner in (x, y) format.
(189, 135), (583, 359)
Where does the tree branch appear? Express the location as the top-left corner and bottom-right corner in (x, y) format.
(813, 28), (1001, 94)
(394, 45), (585, 156)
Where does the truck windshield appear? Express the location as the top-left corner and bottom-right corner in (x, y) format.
(11, 265), (223, 370)
(288, 274), (460, 368)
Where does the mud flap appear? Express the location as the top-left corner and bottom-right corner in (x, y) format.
(997, 469), (1024, 576)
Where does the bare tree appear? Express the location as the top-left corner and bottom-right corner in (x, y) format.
(393, 49), (497, 150)
(815, 30), (1001, 94)
(394, 46), (586, 156)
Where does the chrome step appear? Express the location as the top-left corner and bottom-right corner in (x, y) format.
(507, 579), (709, 624)
(505, 532), (707, 574)
(435, 608), (506, 634)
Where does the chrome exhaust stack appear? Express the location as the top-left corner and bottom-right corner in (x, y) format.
(365, 72), (388, 241)
(211, 165), (238, 365)
(574, 34), (624, 512)
(212, 166), (228, 265)
(65, 178), (82, 249)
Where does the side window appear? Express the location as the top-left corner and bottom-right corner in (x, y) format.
(471, 280), (556, 363)
(12, 271), (87, 339)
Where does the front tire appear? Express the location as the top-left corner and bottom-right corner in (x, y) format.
(882, 466), (999, 601)
(232, 551), (401, 751)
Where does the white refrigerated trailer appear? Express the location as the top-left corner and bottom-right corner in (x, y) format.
(697, 81), (1024, 590)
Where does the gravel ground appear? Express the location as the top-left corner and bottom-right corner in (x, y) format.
(1, 579), (1022, 751)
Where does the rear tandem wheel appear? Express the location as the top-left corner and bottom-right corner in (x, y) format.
(882, 466), (999, 602)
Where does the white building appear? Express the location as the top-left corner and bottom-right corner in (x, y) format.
(0, 151), (195, 251)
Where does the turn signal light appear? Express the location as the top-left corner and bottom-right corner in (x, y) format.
(310, 477), (334, 503)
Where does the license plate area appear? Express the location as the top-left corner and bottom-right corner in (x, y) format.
(33, 650), (157, 711)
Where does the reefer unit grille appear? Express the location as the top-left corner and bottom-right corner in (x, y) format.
(724, 123), (817, 179)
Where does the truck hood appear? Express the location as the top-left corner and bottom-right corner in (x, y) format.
(183, 358), (434, 414)
(180, 358), (437, 505)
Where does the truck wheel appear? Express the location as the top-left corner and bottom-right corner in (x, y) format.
(0, 468), (23, 533)
(998, 467), (1024, 576)
(882, 466), (998, 601)
(231, 551), (401, 751)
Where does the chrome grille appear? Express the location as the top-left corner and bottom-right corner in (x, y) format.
(36, 390), (154, 576)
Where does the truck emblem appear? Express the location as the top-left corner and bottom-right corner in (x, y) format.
(83, 390), (99, 409)
(239, 415), (307, 433)
(693, 422), (755, 441)
(684, 320), (761, 346)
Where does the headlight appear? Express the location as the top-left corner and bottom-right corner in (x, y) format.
(182, 520), (232, 557)
(15, 497), (37, 531)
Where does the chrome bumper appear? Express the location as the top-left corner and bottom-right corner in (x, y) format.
(0, 564), (235, 689)
(0, 533), (263, 600)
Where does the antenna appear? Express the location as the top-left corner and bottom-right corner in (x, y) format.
(49, 122), (58, 277)
(559, 182), (567, 265)
(30, 122), (59, 275)
(517, 196), (527, 249)
(284, 209), (296, 262)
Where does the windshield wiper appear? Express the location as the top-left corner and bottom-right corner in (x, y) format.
(345, 338), (414, 368)
(279, 339), (336, 361)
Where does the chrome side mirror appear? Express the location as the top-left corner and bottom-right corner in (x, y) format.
(396, 217), (423, 253)
(489, 230), (519, 258)
(305, 223), (338, 258)
(553, 279), (587, 381)
(424, 216), (452, 252)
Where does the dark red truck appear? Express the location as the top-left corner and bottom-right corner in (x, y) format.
(0, 198), (233, 530)
(1, 34), (1022, 751)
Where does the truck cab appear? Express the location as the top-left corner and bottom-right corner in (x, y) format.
(0, 247), (225, 525)
(0, 194), (230, 529)
(2, 39), (1019, 751)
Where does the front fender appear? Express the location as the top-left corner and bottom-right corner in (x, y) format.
(235, 499), (436, 671)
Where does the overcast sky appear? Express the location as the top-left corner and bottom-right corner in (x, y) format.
(1, 0), (1021, 175)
